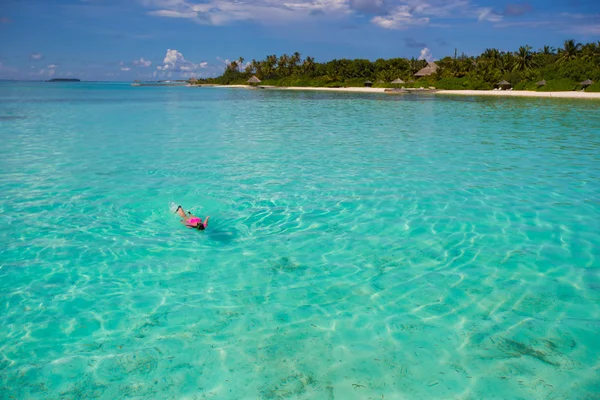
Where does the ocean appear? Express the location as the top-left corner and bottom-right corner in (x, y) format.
(1, 82), (599, 399)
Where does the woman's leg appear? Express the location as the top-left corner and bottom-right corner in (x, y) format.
(176, 206), (187, 218)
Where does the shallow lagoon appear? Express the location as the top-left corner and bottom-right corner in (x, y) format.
(1, 83), (599, 399)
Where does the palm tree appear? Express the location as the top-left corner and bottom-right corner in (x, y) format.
(557, 39), (582, 63)
(498, 53), (514, 73)
(539, 45), (555, 55)
(303, 56), (315, 74)
(513, 45), (534, 71)
(277, 54), (289, 76)
(291, 52), (301, 74)
(581, 42), (600, 63)
(481, 48), (502, 69)
(482, 48), (501, 60)
(237, 57), (245, 72)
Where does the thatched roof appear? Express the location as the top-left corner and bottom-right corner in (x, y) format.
(536, 80), (546, 86)
(580, 79), (594, 86)
(364, 80), (373, 84)
(497, 80), (511, 86)
(391, 78), (405, 84)
(414, 62), (438, 77)
(247, 75), (261, 83)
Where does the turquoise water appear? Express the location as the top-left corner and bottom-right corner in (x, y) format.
(1, 82), (599, 399)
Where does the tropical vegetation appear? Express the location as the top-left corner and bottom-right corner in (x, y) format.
(193, 40), (600, 92)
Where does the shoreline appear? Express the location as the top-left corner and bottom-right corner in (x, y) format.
(209, 84), (600, 99)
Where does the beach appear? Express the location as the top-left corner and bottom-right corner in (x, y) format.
(216, 84), (600, 99)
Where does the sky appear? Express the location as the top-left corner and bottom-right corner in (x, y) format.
(0, 0), (598, 80)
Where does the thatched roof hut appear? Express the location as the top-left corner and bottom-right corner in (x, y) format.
(580, 79), (594, 87)
(247, 75), (261, 84)
(414, 62), (438, 77)
(496, 80), (511, 90)
(364, 80), (373, 87)
(391, 78), (405, 84)
(535, 80), (546, 86)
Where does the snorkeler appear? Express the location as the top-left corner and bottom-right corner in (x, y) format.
(175, 205), (209, 230)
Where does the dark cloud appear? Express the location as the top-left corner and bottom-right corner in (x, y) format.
(504, 3), (533, 16)
(404, 38), (427, 48)
(348, 0), (387, 14)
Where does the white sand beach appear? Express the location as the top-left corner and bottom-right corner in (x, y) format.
(213, 85), (600, 99)
(435, 90), (600, 99)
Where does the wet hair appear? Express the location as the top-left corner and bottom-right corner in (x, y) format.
(197, 224), (205, 231)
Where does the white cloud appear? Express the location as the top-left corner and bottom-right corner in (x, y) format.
(30, 53), (43, 60)
(418, 47), (434, 62)
(372, 0), (502, 29)
(477, 7), (502, 22)
(133, 57), (152, 67)
(141, 0), (504, 28)
(156, 49), (207, 72)
(48, 64), (58, 69)
(149, 9), (197, 18)
(142, 0), (351, 25)
(121, 67), (131, 71)
(371, 5), (429, 29)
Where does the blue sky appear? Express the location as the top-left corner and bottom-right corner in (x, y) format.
(0, 0), (598, 80)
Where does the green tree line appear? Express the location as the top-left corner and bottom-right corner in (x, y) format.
(194, 40), (600, 92)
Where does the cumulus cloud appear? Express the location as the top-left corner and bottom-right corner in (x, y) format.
(48, 64), (58, 69)
(30, 53), (43, 60)
(133, 57), (152, 67)
(121, 67), (131, 71)
(418, 47), (434, 62)
(371, 5), (429, 29)
(156, 49), (207, 72)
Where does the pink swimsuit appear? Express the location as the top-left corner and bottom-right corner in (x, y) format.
(187, 217), (202, 225)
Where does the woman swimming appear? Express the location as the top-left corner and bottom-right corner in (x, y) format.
(175, 205), (209, 230)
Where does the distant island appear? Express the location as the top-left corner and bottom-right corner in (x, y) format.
(47, 78), (81, 82)
(190, 40), (599, 93)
